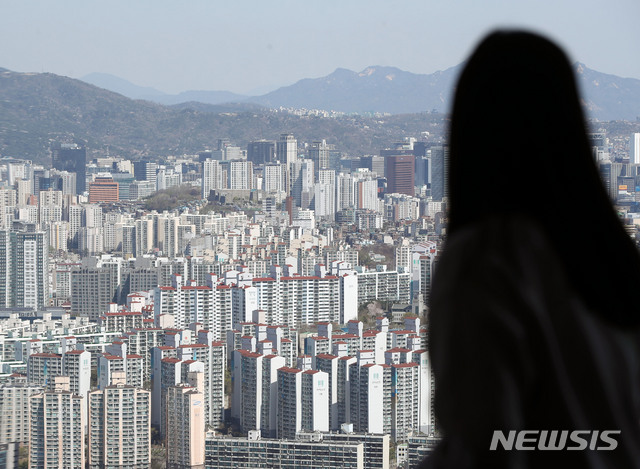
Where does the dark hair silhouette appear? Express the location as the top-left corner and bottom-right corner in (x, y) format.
(447, 30), (640, 327)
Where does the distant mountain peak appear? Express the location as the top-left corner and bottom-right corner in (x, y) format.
(246, 61), (640, 119)
(359, 67), (377, 77)
(357, 65), (403, 77)
(250, 64), (462, 114)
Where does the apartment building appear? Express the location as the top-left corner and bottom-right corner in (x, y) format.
(0, 382), (43, 445)
(29, 377), (85, 469)
(166, 383), (205, 469)
(204, 431), (364, 469)
(88, 374), (151, 469)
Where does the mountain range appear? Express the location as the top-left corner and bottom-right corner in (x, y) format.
(81, 73), (249, 106)
(0, 63), (639, 163)
(0, 67), (447, 162)
(80, 64), (640, 121)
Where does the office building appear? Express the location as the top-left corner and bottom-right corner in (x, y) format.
(415, 155), (430, 187)
(247, 140), (275, 166)
(88, 175), (119, 203)
(276, 133), (297, 166)
(430, 145), (449, 201)
(309, 140), (330, 176)
(111, 171), (135, 200)
(361, 155), (385, 177)
(133, 160), (158, 186)
(51, 143), (86, 194)
(291, 159), (314, 208)
(385, 154), (415, 197)
(130, 180), (156, 200)
(198, 150), (214, 162)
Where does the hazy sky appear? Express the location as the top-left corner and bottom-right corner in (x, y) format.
(1, 0), (639, 95)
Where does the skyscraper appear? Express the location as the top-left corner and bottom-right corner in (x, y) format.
(133, 161), (158, 186)
(202, 159), (225, 199)
(336, 173), (355, 210)
(291, 159), (314, 208)
(247, 140), (275, 166)
(360, 155), (385, 177)
(385, 154), (415, 197)
(431, 145), (449, 201)
(631, 133), (640, 165)
(263, 163), (288, 194)
(276, 134), (297, 166)
(51, 143), (87, 194)
(309, 140), (330, 177)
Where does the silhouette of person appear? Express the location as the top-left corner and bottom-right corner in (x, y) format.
(420, 31), (640, 468)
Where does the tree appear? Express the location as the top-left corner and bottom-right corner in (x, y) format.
(18, 445), (28, 469)
(357, 300), (385, 329)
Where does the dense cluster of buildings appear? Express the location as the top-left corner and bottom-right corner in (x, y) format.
(0, 129), (637, 468)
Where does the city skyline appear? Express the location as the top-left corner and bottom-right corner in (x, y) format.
(0, 129), (637, 467)
(1, 1), (640, 95)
